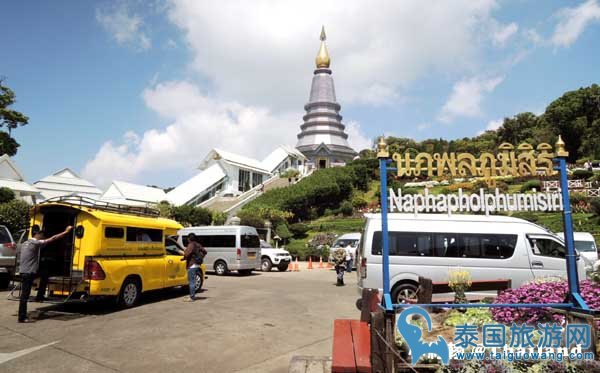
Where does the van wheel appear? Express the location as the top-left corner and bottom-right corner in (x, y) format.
(277, 263), (289, 272)
(119, 278), (141, 308)
(214, 261), (228, 276)
(392, 282), (418, 304)
(261, 257), (273, 272)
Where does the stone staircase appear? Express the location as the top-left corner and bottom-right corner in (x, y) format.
(200, 175), (299, 216)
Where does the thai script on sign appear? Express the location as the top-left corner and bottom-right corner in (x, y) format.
(392, 142), (555, 178)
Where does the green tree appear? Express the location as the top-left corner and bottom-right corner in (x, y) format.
(543, 84), (600, 162)
(0, 79), (28, 156)
(0, 187), (15, 203)
(0, 199), (30, 233)
(170, 205), (212, 226)
(275, 224), (292, 244)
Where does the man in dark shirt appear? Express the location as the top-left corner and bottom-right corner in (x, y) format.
(18, 226), (72, 323)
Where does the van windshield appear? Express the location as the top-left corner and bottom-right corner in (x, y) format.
(574, 240), (597, 252)
(333, 239), (358, 248)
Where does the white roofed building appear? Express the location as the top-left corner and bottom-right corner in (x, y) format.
(101, 180), (167, 206)
(33, 168), (102, 201)
(0, 154), (40, 202)
(262, 145), (307, 175)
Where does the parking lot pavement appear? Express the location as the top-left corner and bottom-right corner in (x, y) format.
(0, 268), (359, 373)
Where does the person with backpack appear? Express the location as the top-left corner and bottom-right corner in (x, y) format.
(332, 246), (349, 286)
(182, 233), (207, 302)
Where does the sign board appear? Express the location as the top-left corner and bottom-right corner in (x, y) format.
(389, 188), (563, 215)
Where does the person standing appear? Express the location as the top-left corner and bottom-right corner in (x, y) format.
(345, 243), (354, 273)
(182, 233), (206, 302)
(332, 247), (348, 286)
(18, 226), (73, 323)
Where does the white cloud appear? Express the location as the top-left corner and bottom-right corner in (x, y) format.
(167, 0), (500, 108)
(96, 4), (151, 50)
(524, 28), (543, 45)
(439, 76), (504, 123)
(345, 121), (373, 151)
(82, 80), (369, 186)
(417, 123), (431, 132)
(493, 22), (518, 46)
(551, 0), (600, 47)
(486, 118), (504, 131)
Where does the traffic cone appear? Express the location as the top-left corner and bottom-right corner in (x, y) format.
(318, 256), (324, 269)
(308, 256), (313, 270)
(327, 259), (333, 269)
(294, 258), (300, 272)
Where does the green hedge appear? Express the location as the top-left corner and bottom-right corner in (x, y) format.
(243, 167), (358, 221)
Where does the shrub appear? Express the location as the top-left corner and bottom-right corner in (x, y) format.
(445, 182), (474, 192)
(591, 198), (600, 217)
(0, 187), (15, 203)
(170, 205), (212, 227)
(520, 179), (541, 192)
(571, 169), (594, 180)
(211, 211), (227, 226)
(236, 209), (266, 228)
(308, 233), (336, 249)
(491, 279), (600, 325)
(339, 200), (353, 216)
(401, 187), (420, 195)
(289, 223), (310, 238)
(351, 196), (368, 210)
(275, 224), (292, 243)
(0, 199), (30, 233)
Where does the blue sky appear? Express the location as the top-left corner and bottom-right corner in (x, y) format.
(2, 0), (600, 188)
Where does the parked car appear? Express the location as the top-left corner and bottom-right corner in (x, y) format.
(557, 231), (598, 269)
(177, 225), (261, 276)
(0, 225), (16, 288)
(329, 232), (361, 263)
(259, 240), (292, 272)
(357, 213), (587, 304)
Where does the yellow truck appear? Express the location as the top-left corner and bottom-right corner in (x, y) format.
(17, 196), (205, 307)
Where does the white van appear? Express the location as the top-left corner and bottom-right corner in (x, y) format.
(177, 226), (261, 276)
(329, 233), (361, 262)
(357, 213), (587, 304)
(558, 231), (598, 266)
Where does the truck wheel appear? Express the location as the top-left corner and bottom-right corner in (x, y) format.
(277, 263), (289, 272)
(118, 278), (141, 308)
(261, 257), (273, 272)
(214, 261), (228, 276)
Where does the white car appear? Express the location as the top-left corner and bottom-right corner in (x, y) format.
(260, 240), (292, 272)
(557, 231), (598, 269)
(0, 225), (17, 288)
(329, 232), (361, 263)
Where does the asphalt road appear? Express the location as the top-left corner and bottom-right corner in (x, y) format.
(0, 266), (358, 373)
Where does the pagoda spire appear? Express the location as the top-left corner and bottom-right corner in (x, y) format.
(315, 25), (330, 68)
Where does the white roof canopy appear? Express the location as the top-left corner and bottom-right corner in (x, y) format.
(167, 164), (226, 206)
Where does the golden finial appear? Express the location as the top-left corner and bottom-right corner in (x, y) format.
(315, 25), (330, 68)
(377, 136), (389, 159)
(555, 135), (569, 157)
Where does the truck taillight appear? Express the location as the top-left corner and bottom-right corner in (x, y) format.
(84, 259), (106, 280)
(4, 242), (15, 250)
(360, 257), (367, 279)
(236, 248), (241, 260)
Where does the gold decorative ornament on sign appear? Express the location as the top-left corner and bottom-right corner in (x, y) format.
(377, 136), (389, 159)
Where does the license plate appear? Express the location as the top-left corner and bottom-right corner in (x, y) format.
(248, 252), (256, 259)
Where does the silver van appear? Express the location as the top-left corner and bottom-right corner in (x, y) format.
(0, 225), (16, 288)
(177, 226), (261, 276)
(357, 213), (587, 304)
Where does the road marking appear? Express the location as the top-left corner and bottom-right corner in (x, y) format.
(0, 341), (59, 365)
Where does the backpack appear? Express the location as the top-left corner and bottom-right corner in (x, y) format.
(332, 248), (347, 265)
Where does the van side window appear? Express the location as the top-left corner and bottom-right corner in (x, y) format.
(241, 234), (260, 248)
(372, 231), (517, 259)
(105, 227), (124, 239)
(529, 237), (565, 258)
(183, 234), (236, 248)
(126, 227), (163, 242)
